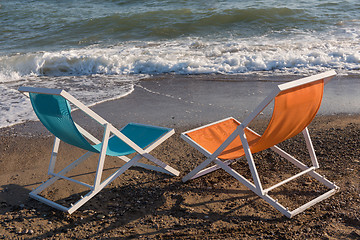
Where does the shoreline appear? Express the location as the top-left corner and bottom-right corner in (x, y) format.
(1, 73), (360, 136)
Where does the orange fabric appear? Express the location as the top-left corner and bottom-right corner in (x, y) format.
(186, 118), (261, 159)
(251, 80), (324, 153)
(186, 80), (324, 160)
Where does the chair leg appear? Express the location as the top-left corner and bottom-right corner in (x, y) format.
(211, 131), (339, 218)
(141, 153), (180, 176)
(209, 158), (292, 218)
(191, 159), (237, 180)
(67, 154), (144, 214)
(29, 150), (146, 214)
(94, 123), (111, 188)
(239, 128), (264, 195)
(213, 158), (338, 218)
(271, 145), (337, 189)
(48, 137), (60, 175)
(302, 127), (319, 168)
(118, 155), (179, 175)
(29, 151), (94, 213)
(182, 157), (214, 182)
(288, 188), (338, 217)
(260, 184), (338, 218)
(32, 124), (179, 213)
(213, 159), (257, 192)
(261, 144), (339, 218)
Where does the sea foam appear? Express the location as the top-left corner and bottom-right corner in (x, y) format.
(0, 26), (359, 128)
(1, 32), (359, 84)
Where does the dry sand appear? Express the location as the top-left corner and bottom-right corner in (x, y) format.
(0, 114), (359, 239)
(0, 75), (359, 239)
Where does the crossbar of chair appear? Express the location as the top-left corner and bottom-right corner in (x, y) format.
(263, 166), (316, 194)
(50, 172), (94, 189)
(214, 159), (257, 192)
(97, 153), (143, 190)
(190, 159), (236, 180)
(289, 188), (337, 217)
(270, 145), (337, 189)
(29, 192), (69, 212)
(118, 155), (179, 175)
(32, 151), (94, 195)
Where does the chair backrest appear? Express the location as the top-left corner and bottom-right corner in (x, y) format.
(250, 79), (324, 153)
(29, 93), (99, 153)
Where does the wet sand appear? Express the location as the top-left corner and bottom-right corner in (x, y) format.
(0, 74), (359, 239)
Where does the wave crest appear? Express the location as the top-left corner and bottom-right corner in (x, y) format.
(1, 33), (359, 83)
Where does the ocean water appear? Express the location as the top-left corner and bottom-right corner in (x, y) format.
(1, 0), (360, 128)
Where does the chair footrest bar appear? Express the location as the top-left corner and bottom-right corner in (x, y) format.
(289, 188), (338, 217)
(50, 173), (94, 189)
(29, 192), (69, 213)
(264, 167), (316, 194)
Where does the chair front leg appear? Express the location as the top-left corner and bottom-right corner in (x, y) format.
(302, 127), (319, 168)
(48, 137), (61, 175)
(94, 123), (111, 189)
(238, 127), (264, 195)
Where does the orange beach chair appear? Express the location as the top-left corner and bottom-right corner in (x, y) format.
(181, 70), (338, 218)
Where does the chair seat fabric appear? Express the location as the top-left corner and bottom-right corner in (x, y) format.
(186, 81), (324, 160)
(186, 118), (261, 160)
(93, 123), (171, 156)
(29, 93), (170, 157)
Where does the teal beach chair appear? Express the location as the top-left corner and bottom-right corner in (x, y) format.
(18, 87), (180, 214)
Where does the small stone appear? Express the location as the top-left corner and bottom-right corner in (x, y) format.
(97, 214), (105, 219)
(322, 232), (330, 240)
(16, 227), (22, 234)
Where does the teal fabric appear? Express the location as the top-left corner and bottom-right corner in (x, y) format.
(30, 93), (98, 152)
(93, 123), (170, 156)
(29, 93), (170, 156)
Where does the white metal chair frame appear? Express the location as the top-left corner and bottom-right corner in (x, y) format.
(181, 70), (339, 218)
(19, 87), (180, 214)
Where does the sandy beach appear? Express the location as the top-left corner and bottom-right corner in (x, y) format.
(0, 75), (359, 239)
